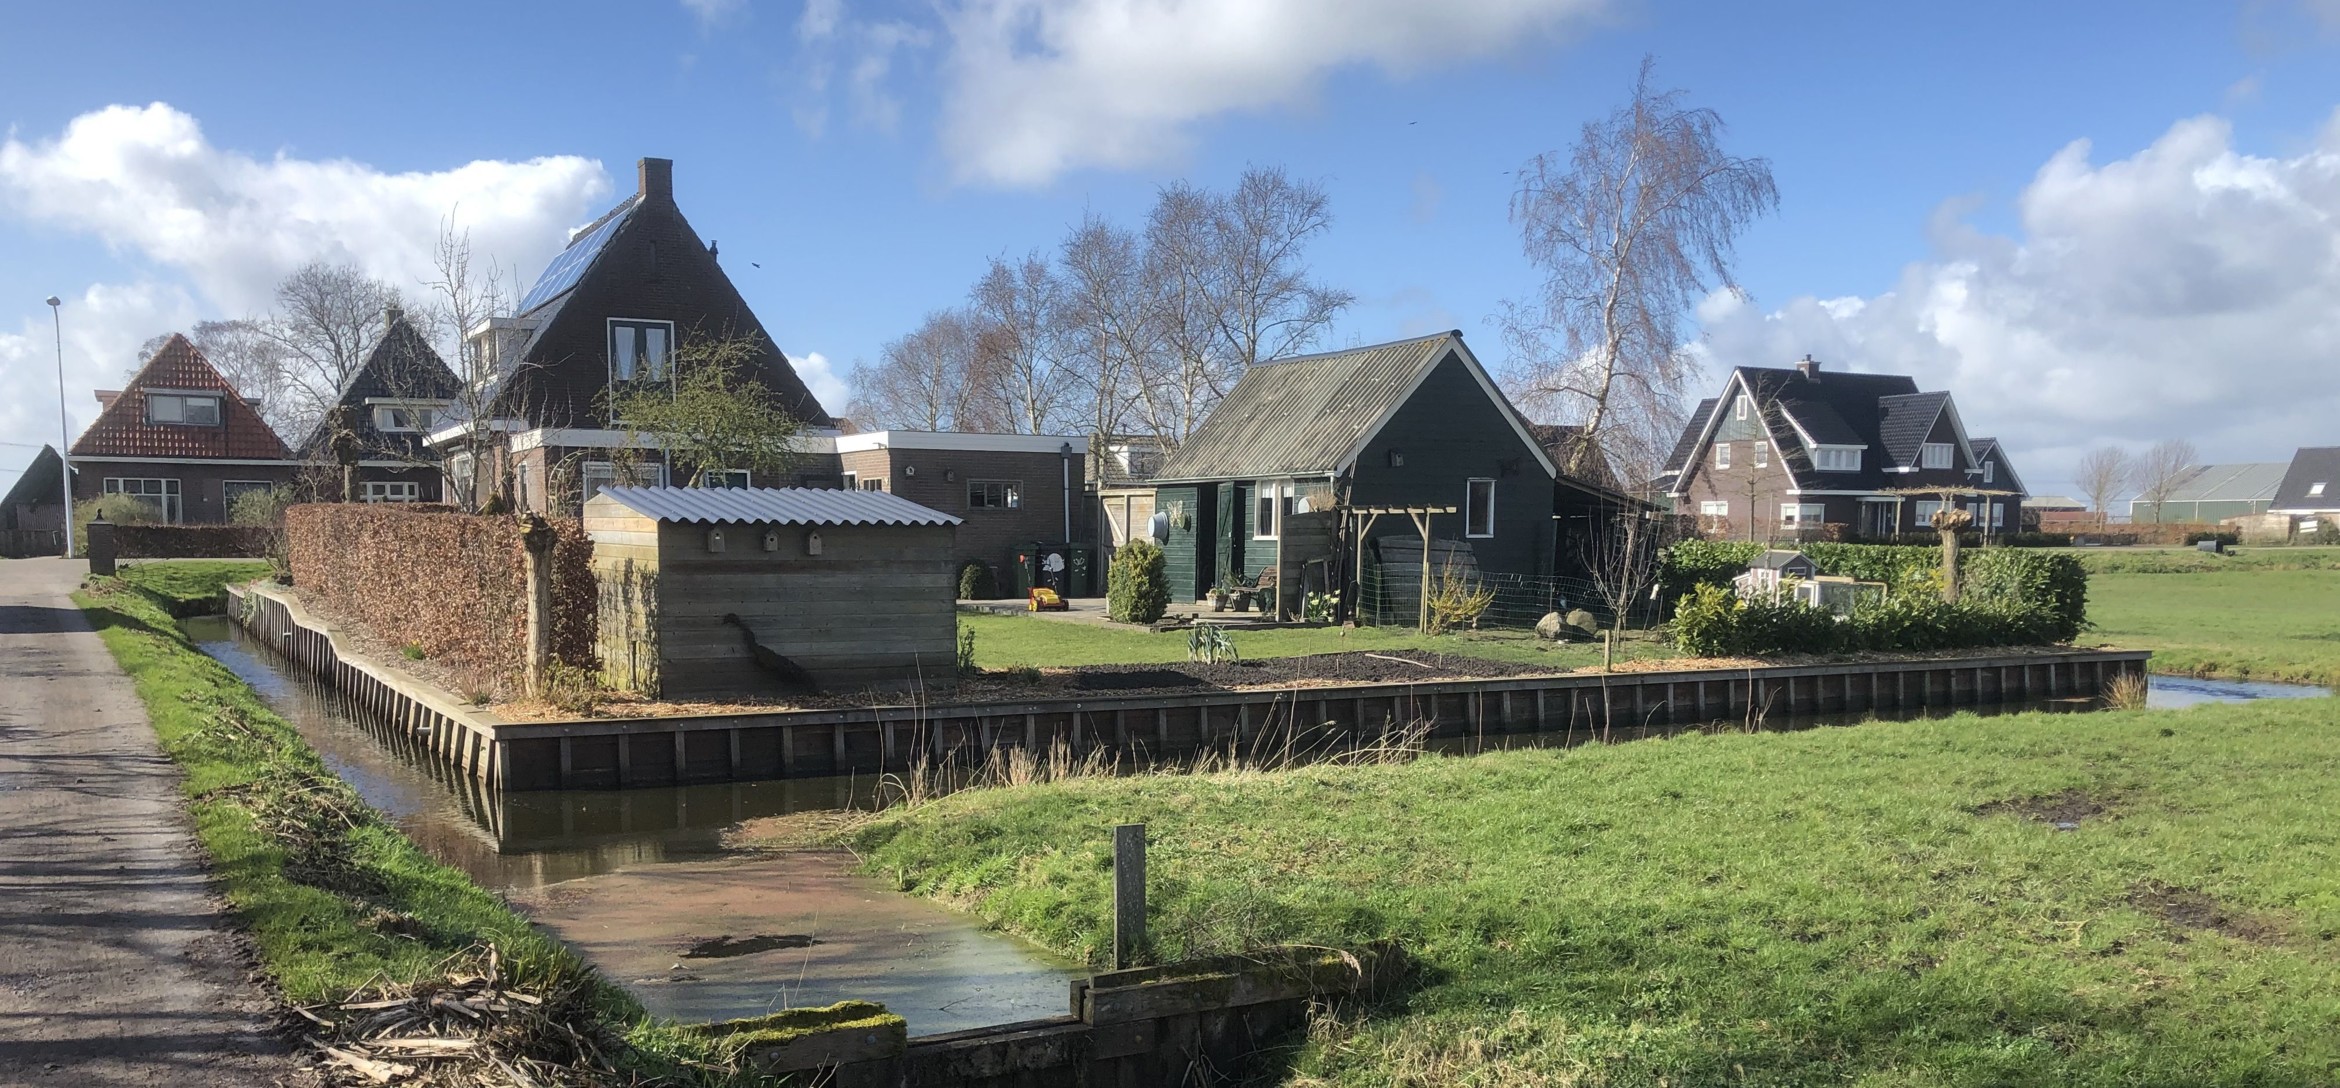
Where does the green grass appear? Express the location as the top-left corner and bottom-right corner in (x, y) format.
(2087, 569), (2340, 686)
(855, 698), (2340, 1086)
(115, 559), (272, 615)
(75, 567), (760, 1084)
(959, 611), (1679, 671)
(2067, 546), (2340, 575)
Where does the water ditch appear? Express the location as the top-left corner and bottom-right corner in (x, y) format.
(185, 615), (2332, 1034)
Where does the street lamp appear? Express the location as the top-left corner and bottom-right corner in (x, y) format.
(46, 296), (72, 559)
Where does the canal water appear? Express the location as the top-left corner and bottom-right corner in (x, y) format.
(185, 615), (2333, 1030)
(184, 617), (1083, 1036)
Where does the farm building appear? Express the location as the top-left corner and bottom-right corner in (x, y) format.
(2126, 462), (2286, 524)
(584, 486), (961, 699)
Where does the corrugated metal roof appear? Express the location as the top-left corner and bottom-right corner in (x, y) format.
(1152, 333), (1455, 482)
(590, 486), (961, 526)
(2164, 462), (2288, 503)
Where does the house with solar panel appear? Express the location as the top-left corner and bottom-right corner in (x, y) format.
(431, 158), (1088, 588)
(1146, 331), (1558, 616)
(67, 335), (300, 523)
(1655, 356), (2027, 540)
(297, 306), (463, 503)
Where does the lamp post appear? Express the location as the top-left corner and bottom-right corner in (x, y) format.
(46, 296), (73, 560)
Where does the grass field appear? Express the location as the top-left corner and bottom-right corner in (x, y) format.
(76, 566), (756, 1083)
(2067, 545), (2340, 575)
(959, 610), (1680, 671)
(2088, 569), (2340, 686)
(114, 559), (271, 614)
(854, 697), (2340, 1086)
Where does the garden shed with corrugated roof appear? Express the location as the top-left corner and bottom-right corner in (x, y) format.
(584, 485), (962, 698)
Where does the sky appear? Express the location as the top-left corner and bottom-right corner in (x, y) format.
(4, 0), (2340, 505)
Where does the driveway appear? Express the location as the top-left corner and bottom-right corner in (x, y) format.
(0, 557), (294, 1085)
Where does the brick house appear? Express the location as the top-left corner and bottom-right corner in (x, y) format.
(298, 307), (463, 503)
(68, 334), (299, 524)
(828, 429), (1087, 589)
(1656, 357), (2025, 540)
(430, 157), (834, 511)
(1, 444), (70, 557)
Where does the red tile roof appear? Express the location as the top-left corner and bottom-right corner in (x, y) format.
(70, 334), (291, 460)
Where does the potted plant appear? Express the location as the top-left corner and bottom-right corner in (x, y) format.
(1207, 575), (1236, 612)
(1254, 569), (1278, 617)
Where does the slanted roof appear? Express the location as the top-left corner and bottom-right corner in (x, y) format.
(517, 197), (640, 317)
(2271, 447), (2340, 511)
(2, 445), (67, 510)
(1969, 437), (2029, 497)
(300, 311), (465, 455)
(70, 334), (290, 460)
(1152, 332), (1554, 483)
(1876, 391), (1952, 467)
(1664, 362), (1974, 494)
(1658, 398), (1719, 477)
(1751, 549), (1816, 571)
(2025, 495), (2087, 510)
(2159, 462), (2288, 503)
(588, 485), (961, 526)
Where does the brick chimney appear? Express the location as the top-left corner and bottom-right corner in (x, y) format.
(638, 157), (674, 201)
(1795, 354), (1820, 379)
(384, 304), (404, 336)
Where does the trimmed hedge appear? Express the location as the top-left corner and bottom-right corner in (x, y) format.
(112, 524), (277, 559)
(1659, 539), (2089, 653)
(1107, 539), (1169, 624)
(1672, 584), (2072, 657)
(284, 505), (594, 693)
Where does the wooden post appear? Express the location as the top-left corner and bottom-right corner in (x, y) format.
(519, 514), (557, 698)
(1113, 823), (1146, 970)
(1413, 510), (1434, 631)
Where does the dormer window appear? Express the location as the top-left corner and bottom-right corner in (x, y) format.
(609, 319), (675, 385)
(1813, 446), (1861, 472)
(1921, 443), (1953, 470)
(373, 405), (438, 432)
(146, 392), (221, 426)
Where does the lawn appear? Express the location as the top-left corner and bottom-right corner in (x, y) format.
(959, 610), (1681, 671)
(853, 697), (2340, 1086)
(2086, 569), (2340, 686)
(2067, 545), (2340, 575)
(114, 559), (272, 615)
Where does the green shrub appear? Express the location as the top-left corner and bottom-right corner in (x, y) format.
(1659, 539), (2087, 641)
(1106, 539), (1169, 624)
(2183, 531), (2240, 547)
(958, 560), (998, 600)
(1670, 581), (2076, 657)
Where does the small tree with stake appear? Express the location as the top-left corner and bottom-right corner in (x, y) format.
(605, 332), (804, 487)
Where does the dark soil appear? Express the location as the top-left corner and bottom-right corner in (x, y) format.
(1046, 650), (1550, 694)
(680, 933), (818, 959)
(2128, 882), (2284, 943)
(1972, 788), (2109, 828)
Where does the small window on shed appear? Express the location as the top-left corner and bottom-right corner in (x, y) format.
(1466, 479), (1496, 538)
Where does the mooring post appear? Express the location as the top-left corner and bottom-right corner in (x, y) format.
(1113, 822), (1146, 970)
(519, 515), (556, 699)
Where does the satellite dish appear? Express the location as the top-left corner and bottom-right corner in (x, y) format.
(1149, 511), (1171, 542)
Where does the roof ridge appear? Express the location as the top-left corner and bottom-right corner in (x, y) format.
(1252, 330), (1456, 368)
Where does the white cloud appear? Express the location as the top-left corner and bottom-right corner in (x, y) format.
(791, 10), (931, 138)
(798, 0), (842, 40)
(683, 0), (746, 26)
(789, 349), (851, 415)
(1696, 109), (2340, 495)
(0, 103), (611, 317)
(0, 282), (201, 496)
(934, 0), (1610, 186)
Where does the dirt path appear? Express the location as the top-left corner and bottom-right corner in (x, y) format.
(0, 558), (295, 1085)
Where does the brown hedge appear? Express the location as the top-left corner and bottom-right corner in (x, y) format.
(284, 504), (595, 689)
(112, 525), (278, 559)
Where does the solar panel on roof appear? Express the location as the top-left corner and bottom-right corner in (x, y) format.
(515, 198), (636, 314)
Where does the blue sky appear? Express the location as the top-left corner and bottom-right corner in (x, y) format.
(5, 0), (2340, 502)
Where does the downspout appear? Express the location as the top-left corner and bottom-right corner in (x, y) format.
(1060, 442), (1073, 542)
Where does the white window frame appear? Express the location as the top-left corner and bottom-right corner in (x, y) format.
(1982, 461), (1995, 484)
(145, 391), (222, 427)
(1813, 446), (1862, 472)
(698, 469), (751, 489)
(1465, 478), (1496, 539)
(2310, 482), (2327, 497)
(1734, 394), (1751, 421)
(1714, 442), (1731, 470)
(581, 460), (668, 504)
(1778, 502), (1826, 528)
(838, 471), (857, 490)
(371, 404), (440, 433)
(1754, 441), (1768, 469)
(968, 479), (1023, 511)
(607, 318), (676, 386)
(1914, 499), (1942, 524)
(362, 480), (421, 503)
(1252, 481), (1283, 540)
(446, 453), (476, 508)
(103, 477), (182, 523)
(1700, 500), (1729, 517)
(1921, 442), (1953, 470)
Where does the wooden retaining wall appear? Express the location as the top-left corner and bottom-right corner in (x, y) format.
(231, 584), (2153, 794)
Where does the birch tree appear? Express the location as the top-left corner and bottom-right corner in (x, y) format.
(2132, 438), (2198, 524)
(1503, 57), (1778, 484)
(968, 252), (1071, 434)
(850, 309), (980, 431)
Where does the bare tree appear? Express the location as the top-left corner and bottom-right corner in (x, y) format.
(850, 309), (980, 430)
(1209, 167), (1353, 371)
(1136, 182), (1230, 441)
(1056, 215), (1154, 444)
(2132, 438), (2199, 524)
(422, 221), (514, 512)
(1578, 507), (1676, 635)
(265, 261), (405, 438)
(1503, 56), (1778, 483)
(968, 252), (1071, 434)
(2075, 446), (2135, 530)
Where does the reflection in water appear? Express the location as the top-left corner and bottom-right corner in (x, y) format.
(184, 617), (1080, 1033)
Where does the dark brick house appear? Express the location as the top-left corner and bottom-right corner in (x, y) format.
(1150, 331), (1557, 608)
(831, 429), (1087, 590)
(1, 444), (70, 557)
(68, 334), (299, 524)
(1656, 357), (2025, 540)
(432, 157), (834, 512)
(300, 307), (462, 503)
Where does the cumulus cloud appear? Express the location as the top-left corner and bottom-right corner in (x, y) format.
(935, 0), (1610, 186)
(788, 349), (851, 416)
(1696, 109), (2340, 493)
(790, 4), (931, 138)
(0, 103), (611, 316)
(0, 103), (610, 493)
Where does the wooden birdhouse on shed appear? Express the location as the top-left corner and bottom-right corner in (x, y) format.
(583, 486), (962, 699)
